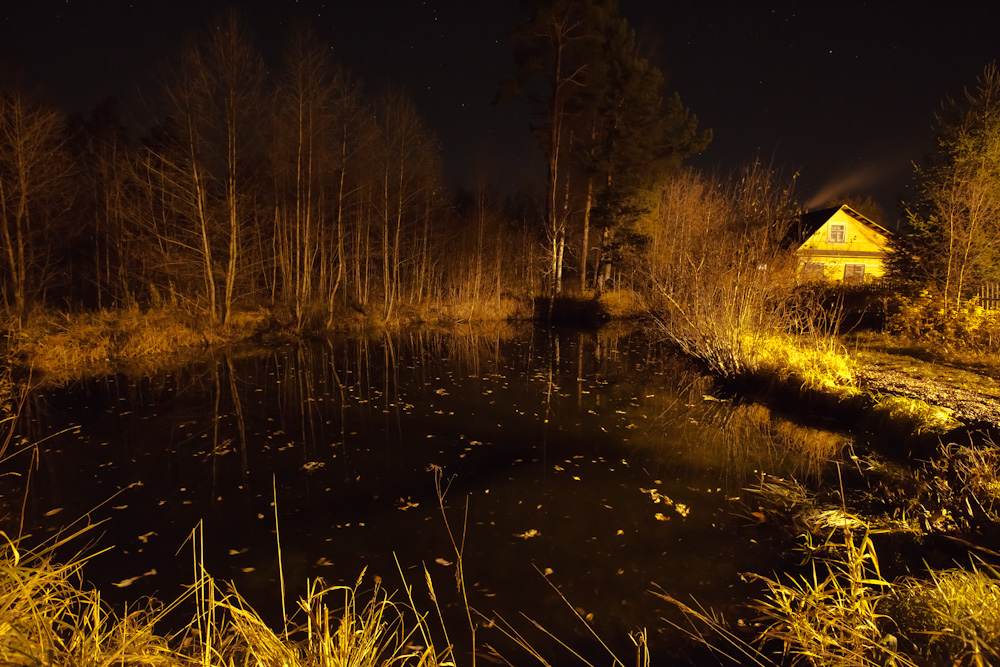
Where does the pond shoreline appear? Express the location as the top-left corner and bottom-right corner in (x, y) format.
(3, 306), (1000, 666)
(8, 301), (1000, 446)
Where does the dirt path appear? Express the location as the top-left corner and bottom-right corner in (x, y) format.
(854, 364), (1000, 429)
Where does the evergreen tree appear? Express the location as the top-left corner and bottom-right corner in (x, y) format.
(506, 0), (709, 295)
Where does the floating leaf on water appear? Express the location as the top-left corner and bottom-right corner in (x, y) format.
(113, 505), (128, 510)
(301, 461), (326, 471)
(138, 531), (157, 543)
(675, 503), (690, 518)
(572, 476), (581, 481)
(434, 558), (453, 566)
(43, 508), (63, 517)
(616, 529), (624, 536)
(228, 548), (249, 556)
(515, 529), (539, 539)
(112, 576), (140, 588)
(654, 513), (669, 521)
(553, 465), (564, 472)
(542, 567), (553, 576)
(240, 567), (256, 573)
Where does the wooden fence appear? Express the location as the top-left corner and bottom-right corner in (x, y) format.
(978, 282), (1000, 310)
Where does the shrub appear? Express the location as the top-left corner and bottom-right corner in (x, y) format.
(887, 291), (1000, 350)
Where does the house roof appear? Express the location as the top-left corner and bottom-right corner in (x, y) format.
(783, 204), (891, 247)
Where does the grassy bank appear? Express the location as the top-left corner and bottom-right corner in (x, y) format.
(3, 296), (534, 381)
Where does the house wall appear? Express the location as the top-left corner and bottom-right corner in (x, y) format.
(796, 208), (889, 283)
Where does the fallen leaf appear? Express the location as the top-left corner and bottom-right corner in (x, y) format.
(44, 508), (63, 517)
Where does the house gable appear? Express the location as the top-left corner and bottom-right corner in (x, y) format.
(791, 205), (891, 283)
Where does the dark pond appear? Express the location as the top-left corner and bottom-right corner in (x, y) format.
(4, 324), (860, 663)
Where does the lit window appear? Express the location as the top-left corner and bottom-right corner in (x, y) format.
(828, 223), (846, 244)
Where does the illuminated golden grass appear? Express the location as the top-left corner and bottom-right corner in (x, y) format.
(13, 307), (271, 378)
(597, 289), (647, 319)
(742, 333), (857, 395)
(750, 528), (915, 667)
(0, 532), (176, 666)
(0, 531), (455, 667)
(888, 563), (1000, 665)
(397, 295), (532, 325)
(870, 395), (962, 435)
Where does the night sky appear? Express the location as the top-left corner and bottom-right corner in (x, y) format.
(3, 1), (998, 222)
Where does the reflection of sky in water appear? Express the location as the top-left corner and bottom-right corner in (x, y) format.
(6, 327), (855, 657)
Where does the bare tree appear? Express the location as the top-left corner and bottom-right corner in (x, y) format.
(903, 63), (1000, 307)
(153, 11), (267, 324)
(0, 90), (69, 314)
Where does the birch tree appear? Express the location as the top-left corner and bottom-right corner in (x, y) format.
(901, 63), (1000, 307)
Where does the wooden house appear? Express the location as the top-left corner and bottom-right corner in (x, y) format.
(787, 205), (891, 283)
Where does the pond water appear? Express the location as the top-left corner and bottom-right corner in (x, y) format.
(4, 325), (859, 663)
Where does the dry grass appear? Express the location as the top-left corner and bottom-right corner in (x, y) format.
(597, 289), (647, 319)
(744, 334), (857, 395)
(870, 395), (962, 435)
(0, 528), (457, 667)
(394, 296), (532, 326)
(749, 527), (915, 667)
(888, 563), (1000, 666)
(12, 307), (273, 378)
(0, 529), (179, 666)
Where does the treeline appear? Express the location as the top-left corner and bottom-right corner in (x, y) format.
(0, 14), (541, 328)
(2, 2), (813, 337)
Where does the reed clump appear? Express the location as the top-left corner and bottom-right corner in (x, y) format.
(886, 563), (1000, 666)
(743, 334), (857, 395)
(750, 527), (915, 667)
(0, 532), (176, 666)
(0, 532), (455, 667)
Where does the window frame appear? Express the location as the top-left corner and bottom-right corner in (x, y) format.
(843, 263), (866, 284)
(828, 223), (846, 244)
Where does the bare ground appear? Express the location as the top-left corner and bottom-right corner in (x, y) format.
(852, 351), (1000, 429)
